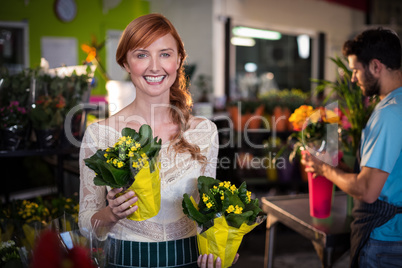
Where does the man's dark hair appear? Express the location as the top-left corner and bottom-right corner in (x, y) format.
(342, 27), (402, 70)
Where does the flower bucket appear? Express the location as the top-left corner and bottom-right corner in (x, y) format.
(308, 173), (334, 218)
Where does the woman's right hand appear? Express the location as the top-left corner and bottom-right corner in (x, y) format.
(198, 254), (221, 268)
(197, 253), (239, 268)
(107, 188), (138, 222)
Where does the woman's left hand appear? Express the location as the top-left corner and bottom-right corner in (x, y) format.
(197, 253), (239, 268)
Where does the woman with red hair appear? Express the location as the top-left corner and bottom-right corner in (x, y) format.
(79, 13), (222, 267)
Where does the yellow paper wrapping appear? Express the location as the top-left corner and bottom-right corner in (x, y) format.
(126, 161), (161, 221)
(197, 216), (259, 268)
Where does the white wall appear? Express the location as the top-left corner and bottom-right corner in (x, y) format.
(150, 0), (367, 98)
(149, 0), (213, 101)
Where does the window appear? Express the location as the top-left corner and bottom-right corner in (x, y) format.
(0, 21), (29, 74)
(230, 26), (316, 99)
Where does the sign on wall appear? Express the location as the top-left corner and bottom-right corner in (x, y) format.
(41, 37), (77, 69)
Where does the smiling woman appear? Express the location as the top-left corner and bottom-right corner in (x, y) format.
(122, 34), (180, 99)
(79, 13), (220, 268)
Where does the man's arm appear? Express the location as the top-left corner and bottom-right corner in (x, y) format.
(302, 154), (389, 203)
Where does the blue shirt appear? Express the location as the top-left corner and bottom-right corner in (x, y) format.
(360, 87), (402, 241)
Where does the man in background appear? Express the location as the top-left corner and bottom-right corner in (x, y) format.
(302, 27), (402, 267)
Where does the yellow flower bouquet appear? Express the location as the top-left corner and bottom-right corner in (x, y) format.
(182, 176), (265, 267)
(84, 125), (162, 221)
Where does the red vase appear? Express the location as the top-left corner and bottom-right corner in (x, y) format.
(308, 172), (334, 218)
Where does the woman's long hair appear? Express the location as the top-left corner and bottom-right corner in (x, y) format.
(116, 13), (206, 164)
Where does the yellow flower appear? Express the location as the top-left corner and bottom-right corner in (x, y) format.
(323, 109), (341, 124)
(234, 205), (243, 214)
(230, 185), (237, 193)
(128, 151), (134, 157)
(117, 162), (124, 168)
(223, 181), (231, 189)
(206, 202), (213, 208)
(246, 191), (252, 203)
(226, 205), (235, 213)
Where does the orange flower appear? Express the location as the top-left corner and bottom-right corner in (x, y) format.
(55, 95), (66, 109)
(81, 44), (97, 63)
(288, 105), (314, 131)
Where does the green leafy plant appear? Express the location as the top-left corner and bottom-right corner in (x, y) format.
(0, 68), (32, 109)
(182, 176), (262, 229)
(312, 56), (378, 154)
(259, 88), (310, 115)
(84, 125), (162, 189)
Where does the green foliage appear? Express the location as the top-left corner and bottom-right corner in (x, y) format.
(228, 99), (263, 115)
(84, 125), (162, 189)
(0, 240), (22, 267)
(182, 176), (262, 229)
(0, 68), (32, 108)
(259, 88), (310, 114)
(0, 66), (93, 130)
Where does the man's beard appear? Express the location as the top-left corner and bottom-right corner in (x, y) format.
(362, 68), (380, 97)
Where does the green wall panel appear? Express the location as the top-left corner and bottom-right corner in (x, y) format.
(0, 0), (150, 95)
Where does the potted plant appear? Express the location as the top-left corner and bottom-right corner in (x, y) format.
(259, 89), (310, 132)
(312, 56), (378, 160)
(29, 66), (93, 149)
(0, 68), (32, 150)
(228, 99), (265, 131)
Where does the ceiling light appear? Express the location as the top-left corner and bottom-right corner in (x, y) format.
(232, 26), (282, 40)
(297, 34), (310, 59)
(231, 37), (256, 47)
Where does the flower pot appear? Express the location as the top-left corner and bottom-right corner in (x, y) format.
(35, 128), (61, 149)
(308, 172), (334, 218)
(229, 105), (264, 131)
(272, 106), (287, 132)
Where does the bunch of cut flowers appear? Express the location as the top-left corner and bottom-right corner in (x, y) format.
(284, 104), (342, 165)
(182, 176), (265, 267)
(84, 125), (162, 221)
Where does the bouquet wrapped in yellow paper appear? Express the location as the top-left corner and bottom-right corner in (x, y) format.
(182, 176), (266, 267)
(84, 125), (162, 221)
